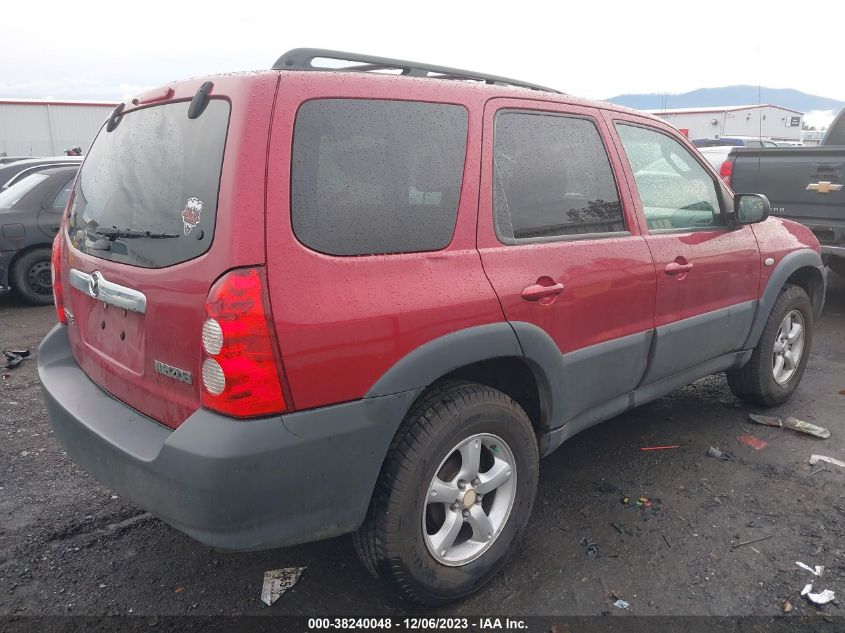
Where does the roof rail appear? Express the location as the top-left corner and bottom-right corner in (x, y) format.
(272, 48), (561, 94)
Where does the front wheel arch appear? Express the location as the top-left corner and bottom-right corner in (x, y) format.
(744, 249), (824, 350)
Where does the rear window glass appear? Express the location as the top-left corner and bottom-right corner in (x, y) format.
(68, 100), (230, 268)
(291, 99), (468, 256)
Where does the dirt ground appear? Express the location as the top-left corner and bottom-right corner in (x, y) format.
(1, 276), (843, 619)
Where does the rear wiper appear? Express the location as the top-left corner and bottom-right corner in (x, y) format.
(93, 227), (179, 239)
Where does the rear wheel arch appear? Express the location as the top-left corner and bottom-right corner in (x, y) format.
(365, 323), (556, 434)
(355, 325), (556, 558)
(439, 357), (549, 434)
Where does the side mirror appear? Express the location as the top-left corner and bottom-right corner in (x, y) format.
(734, 193), (770, 224)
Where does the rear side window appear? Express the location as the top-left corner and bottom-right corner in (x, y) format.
(51, 176), (75, 212)
(493, 111), (623, 241)
(68, 100), (230, 268)
(291, 99), (468, 256)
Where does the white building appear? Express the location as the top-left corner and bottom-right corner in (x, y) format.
(0, 99), (118, 157)
(647, 104), (804, 142)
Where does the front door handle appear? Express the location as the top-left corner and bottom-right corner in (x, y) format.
(664, 261), (694, 276)
(521, 278), (565, 302)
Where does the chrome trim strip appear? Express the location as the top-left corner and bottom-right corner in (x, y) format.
(68, 268), (147, 314)
(821, 244), (845, 257)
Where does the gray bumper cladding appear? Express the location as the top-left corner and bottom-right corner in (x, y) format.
(37, 325), (420, 551)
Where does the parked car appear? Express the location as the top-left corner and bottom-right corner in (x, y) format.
(726, 108), (845, 278)
(692, 136), (780, 148)
(0, 156), (83, 191)
(0, 166), (78, 304)
(0, 156), (32, 165)
(40, 49), (826, 605)
(693, 137), (780, 170)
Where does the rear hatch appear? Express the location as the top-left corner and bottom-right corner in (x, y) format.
(58, 74), (279, 428)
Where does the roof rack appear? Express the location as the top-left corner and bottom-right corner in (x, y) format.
(272, 48), (561, 94)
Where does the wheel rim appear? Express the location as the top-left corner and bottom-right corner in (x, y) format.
(772, 309), (805, 385)
(27, 260), (53, 295)
(422, 433), (517, 567)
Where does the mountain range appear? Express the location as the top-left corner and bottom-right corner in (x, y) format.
(607, 85), (845, 113)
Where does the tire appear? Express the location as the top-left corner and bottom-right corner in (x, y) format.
(353, 381), (539, 605)
(11, 247), (54, 306)
(828, 256), (845, 279)
(727, 284), (813, 406)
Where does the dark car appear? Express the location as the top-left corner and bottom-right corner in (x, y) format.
(0, 156), (32, 165)
(692, 136), (779, 148)
(0, 156), (83, 191)
(0, 166), (78, 304)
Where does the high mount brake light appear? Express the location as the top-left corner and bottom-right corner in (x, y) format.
(200, 268), (287, 418)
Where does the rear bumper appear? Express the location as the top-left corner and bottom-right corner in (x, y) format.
(794, 218), (845, 258)
(38, 325), (421, 551)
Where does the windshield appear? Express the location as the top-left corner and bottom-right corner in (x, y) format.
(0, 173), (49, 209)
(68, 99), (230, 268)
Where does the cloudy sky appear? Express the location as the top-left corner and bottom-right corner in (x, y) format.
(3, 0), (844, 104)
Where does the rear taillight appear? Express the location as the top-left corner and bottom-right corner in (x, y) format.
(719, 158), (734, 187)
(200, 268), (287, 418)
(51, 235), (67, 325)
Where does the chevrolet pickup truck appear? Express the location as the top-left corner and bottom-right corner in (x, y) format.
(728, 109), (845, 277)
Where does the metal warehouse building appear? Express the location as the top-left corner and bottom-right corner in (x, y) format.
(0, 99), (118, 157)
(648, 104), (804, 142)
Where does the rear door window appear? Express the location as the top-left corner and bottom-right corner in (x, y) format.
(291, 99), (468, 256)
(493, 111), (624, 241)
(68, 100), (230, 268)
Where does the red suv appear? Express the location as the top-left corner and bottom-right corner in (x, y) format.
(40, 49), (826, 605)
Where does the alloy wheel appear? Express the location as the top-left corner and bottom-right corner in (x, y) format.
(422, 433), (517, 567)
(772, 309), (805, 385)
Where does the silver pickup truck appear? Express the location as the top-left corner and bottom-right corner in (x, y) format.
(729, 109), (845, 277)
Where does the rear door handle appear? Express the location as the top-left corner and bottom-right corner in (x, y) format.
(521, 279), (565, 301)
(664, 261), (694, 276)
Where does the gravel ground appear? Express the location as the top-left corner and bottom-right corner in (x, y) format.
(1, 276), (844, 618)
